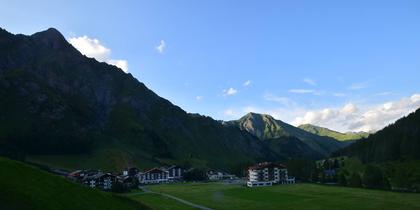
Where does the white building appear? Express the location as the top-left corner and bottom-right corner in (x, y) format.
(138, 168), (169, 184)
(164, 165), (183, 181)
(247, 162), (295, 187)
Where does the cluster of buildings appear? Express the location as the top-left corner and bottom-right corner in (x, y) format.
(138, 165), (184, 184)
(207, 170), (237, 181)
(246, 162), (295, 187)
(67, 165), (184, 191)
(65, 162), (295, 190)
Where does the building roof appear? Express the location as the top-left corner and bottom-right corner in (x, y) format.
(160, 165), (182, 171)
(68, 170), (83, 177)
(82, 172), (105, 181)
(248, 162), (286, 170)
(144, 167), (168, 174)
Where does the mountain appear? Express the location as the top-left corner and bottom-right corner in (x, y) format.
(263, 136), (325, 160)
(0, 27), (282, 171)
(0, 157), (149, 210)
(298, 124), (369, 141)
(334, 108), (420, 162)
(226, 112), (346, 157)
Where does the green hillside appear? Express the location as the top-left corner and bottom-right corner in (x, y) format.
(298, 124), (369, 141)
(332, 109), (420, 190)
(227, 112), (345, 157)
(0, 157), (149, 210)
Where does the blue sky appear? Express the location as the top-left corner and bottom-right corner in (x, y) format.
(1, 0), (420, 132)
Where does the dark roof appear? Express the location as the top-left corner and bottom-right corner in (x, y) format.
(165, 165), (182, 170)
(159, 165), (181, 171)
(144, 167), (168, 174)
(248, 162), (286, 170)
(82, 172), (105, 181)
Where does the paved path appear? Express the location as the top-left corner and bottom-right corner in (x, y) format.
(134, 186), (213, 210)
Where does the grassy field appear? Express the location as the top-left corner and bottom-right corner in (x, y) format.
(134, 182), (420, 210)
(129, 193), (197, 210)
(0, 157), (150, 210)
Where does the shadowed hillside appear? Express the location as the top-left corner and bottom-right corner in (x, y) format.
(334, 108), (420, 162)
(226, 113), (346, 158)
(0, 27), (280, 171)
(0, 157), (150, 210)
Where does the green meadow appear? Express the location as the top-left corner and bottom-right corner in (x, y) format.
(133, 182), (420, 210)
(129, 193), (197, 210)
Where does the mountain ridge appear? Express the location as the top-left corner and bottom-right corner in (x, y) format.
(298, 124), (369, 141)
(226, 112), (347, 157)
(0, 27), (279, 171)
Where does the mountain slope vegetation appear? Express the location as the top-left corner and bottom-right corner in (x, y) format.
(298, 124), (369, 141)
(0, 157), (149, 210)
(226, 113), (346, 157)
(334, 108), (420, 162)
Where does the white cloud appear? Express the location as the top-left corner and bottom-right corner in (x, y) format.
(243, 80), (251, 86)
(263, 94), (295, 107)
(223, 87), (238, 96)
(348, 82), (368, 90)
(155, 40), (166, 54)
(108, 60), (128, 72)
(341, 103), (358, 115)
(69, 36), (128, 72)
(292, 94), (420, 132)
(289, 89), (315, 94)
(303, 78), (316, 86)
(222, 93), (420, 132)
(196, 96), (203, 101)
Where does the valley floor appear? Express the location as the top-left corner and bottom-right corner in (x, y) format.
(130, 182), (420, 210)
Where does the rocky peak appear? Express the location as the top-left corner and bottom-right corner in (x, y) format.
(31, 28), (70, 50)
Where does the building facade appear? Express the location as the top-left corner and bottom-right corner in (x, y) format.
(165, 165), (183, 181)
(247, 162), (295, 187)
(82, 172), (116, 190)
(138, 168), (169, 184)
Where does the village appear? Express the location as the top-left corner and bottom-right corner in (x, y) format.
(64, 162), (296, 192)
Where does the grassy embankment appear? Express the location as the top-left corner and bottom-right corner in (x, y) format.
(0, 157), (150, 210)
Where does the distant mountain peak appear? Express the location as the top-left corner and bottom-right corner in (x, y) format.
(31, 27), (70, 50)
(40, 27), (62, 36)
(242, 112), (276, 121)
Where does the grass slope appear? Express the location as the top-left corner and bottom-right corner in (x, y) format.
(137, 183), (420, 210)
(298, 124), (369, 141)
(0, 157), (150, 210)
